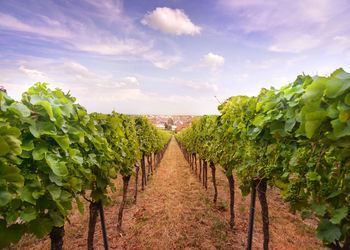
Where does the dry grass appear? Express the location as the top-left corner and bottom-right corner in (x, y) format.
(12, 138), (325, 249)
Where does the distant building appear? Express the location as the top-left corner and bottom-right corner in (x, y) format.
(156, 123), (165, 129)
(147, 115), (194, 131)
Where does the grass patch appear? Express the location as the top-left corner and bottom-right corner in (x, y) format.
(239, 204), (246, 213)
(216, 200), (228, 211)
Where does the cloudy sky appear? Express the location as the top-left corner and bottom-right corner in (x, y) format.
(1, 0), (350, 115)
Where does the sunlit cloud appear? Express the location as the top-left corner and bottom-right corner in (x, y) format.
(171, 77), (218, 92)
(200, 52), (225, 70)
(141, 7), (201, 35)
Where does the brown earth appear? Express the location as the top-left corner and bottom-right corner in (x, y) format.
(12, 137), (325, 249)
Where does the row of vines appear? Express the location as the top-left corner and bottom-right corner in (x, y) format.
(0, 83), (171, 249)
(175, 68), (350, 249)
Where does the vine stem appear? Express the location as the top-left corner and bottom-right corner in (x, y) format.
(247, 180), (257, 250)
(99, 201), (109, 250)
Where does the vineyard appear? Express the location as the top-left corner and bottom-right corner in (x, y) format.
(0, 83), (171, 249)
(176, 68), (350, 249)
(0, 68), (349, 250)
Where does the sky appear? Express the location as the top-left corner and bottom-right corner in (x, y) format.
(1, 0), (350, 115)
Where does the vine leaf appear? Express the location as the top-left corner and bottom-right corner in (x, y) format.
(316, 219), (341, 244)
(52, 134), (70, 150)
(45, 153), (68, 177)
(29, 217), (53, 238)
(330, 207), (348, 224)
(0, 191), (10, 206)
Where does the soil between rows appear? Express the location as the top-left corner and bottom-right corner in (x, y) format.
(15, 137), (324, 249)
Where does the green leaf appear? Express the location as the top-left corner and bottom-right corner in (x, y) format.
(345, 93), (350, 105)
(331, 68), (350, 79)
(32, 141), (48, 160)
(47, 184), (61, 200)
(8, 103), (30, 117)
(29, 217), (53, 238)
(331, 119), (350, 139)
(61, 103), (73, 117)
(34, 100), (54, 120)
(285, 118), (296, 132)
(306, 172), (321, 181)
(22, 139), (34, 151)
(327, 103), (339, 119)
(316, 219), (341, 244)
(19, 186), (36, 205)
(326, 78), (350, 98)
(70, 177), (82, 191)
(5, 126), (21, 137)
(20, 207), (36, 222)
(75, 196), (84, 214)
(0, 165), (24, 188)
(0, 221), (25, 248)
(330, 207), (348, 224)
(54, 200), (68, 217)
(327, 190), (343, 199)
(6, 223), (26, 244)
(52, 134), (70, 150)
(49, 172), (63, 186)
(3, 134), (22, 155)
(45, 154), (68, 177)
(0, 220), (10, 248)
(29, 121), (57, 138)
(303, 76), (327, 103)
(312, 204), (327, 216)
(305, 110), (327, 138)
(0, 137), (10, 156)
(58, 190), (72, 203)
(339, 109), (350, 123)
(0, 190), (11, 206)
(49, 212), (65, 227)
(29, 94), (45, 105)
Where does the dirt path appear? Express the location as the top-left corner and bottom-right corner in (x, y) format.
(116, 137), (238, 249)
(16, 137), (324, 249)
(113, 137), (323, 249)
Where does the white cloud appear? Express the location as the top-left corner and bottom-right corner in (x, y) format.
(0, 5), (180, 69)
(286, 55), (308, 66)
(61, 62), (89, 76)
(219, 0), (340, 32)
(269, 35), (320, 53)
(218, 0), (350, 54)
(19, 65), (47, 81)
(171, 77), (218, 92)
(201, 52), (225, 70)
(0, 12), (71, 38)
(59, 62), (107, 86)
(327, 36), (350, 56)
(74, 36), (152, 56)
(0, 11), (150, 57)
(93, 88), (149, 102)
(83, 0), (123, 22)
(117, 76), (140, 87)
(141, 7), (201, 35)
(143, 51), (182, 69)
(59, 62), (143, 89)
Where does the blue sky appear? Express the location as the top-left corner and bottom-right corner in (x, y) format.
(1, 0), (350, 115)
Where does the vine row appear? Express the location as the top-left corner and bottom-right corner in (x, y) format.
(176, 68), (350, 249)
(0, 83), (171, 249)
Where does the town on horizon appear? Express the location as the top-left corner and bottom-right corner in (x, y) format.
(147, 114), (195, 132)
